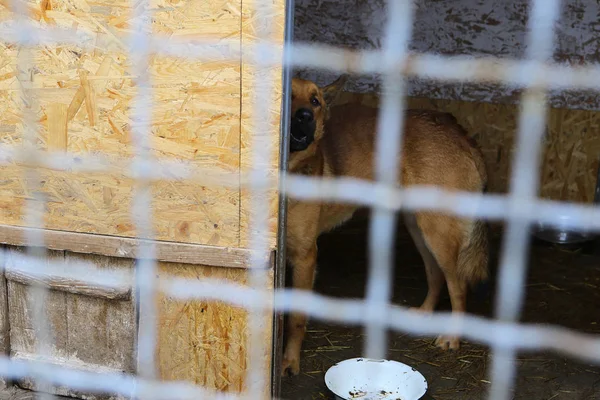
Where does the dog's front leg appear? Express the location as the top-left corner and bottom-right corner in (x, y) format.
(282, 243), (317, 376)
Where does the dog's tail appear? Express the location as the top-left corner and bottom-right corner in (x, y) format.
(457, 218), (489, 287)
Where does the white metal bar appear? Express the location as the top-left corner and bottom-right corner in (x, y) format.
(489, 1), (562, 399)
(158, 281), (600, 362)
(0, 144), (244, 188)
(7, 148), (600, 229)
(283, 176), (600, 232)
(246, 0), (276, 396)
(3, 144), (600, 231)
(364, 0), (415, 361)
(2, 249), (600, 366)
(11, 0), (55, 397)
(0, 356), (245, 400)
(5, 23), (600, 92)
(0, 318), (595, 399)
(128, 0), (158, 380)
(1, 247), (133, 292)
(1, 143), (600, 229)
(0, 20), (95, 47)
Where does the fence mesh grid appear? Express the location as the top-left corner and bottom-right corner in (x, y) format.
(1, 0), (599, 399)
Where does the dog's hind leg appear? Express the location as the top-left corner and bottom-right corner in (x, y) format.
(435, 270), (467, 350)
(411, 211), (470, 351)
(282, 243), (318, 376)
(403, 212), (445, 313)
(434, 217), (488, 350)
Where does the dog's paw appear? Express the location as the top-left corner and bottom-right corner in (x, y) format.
(408, 306), (433, 314)
(281, 356), (300, 377)
(435, 335), (460, 351)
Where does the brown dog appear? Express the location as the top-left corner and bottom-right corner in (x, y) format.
(282, 76), (489, 376)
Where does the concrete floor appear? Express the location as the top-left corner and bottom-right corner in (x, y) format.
(280, 210), (600, 399)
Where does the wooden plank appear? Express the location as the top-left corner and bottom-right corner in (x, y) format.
(156, 261), (274, 398)
(11, 350), (126, 374)
(0, 224), (271, 269)
(0, 0), (243, 247)
(0, 386), (42, 400)
(5, 268), (130, 301)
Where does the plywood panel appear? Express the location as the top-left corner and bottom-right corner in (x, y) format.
(157, 262), (274, 397)
(0, 224), (268, 268)
(239, 0), (285, 249)
(0, 0), (243, 246)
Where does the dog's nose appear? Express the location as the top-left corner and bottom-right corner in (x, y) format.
(295, 108), (314, 123)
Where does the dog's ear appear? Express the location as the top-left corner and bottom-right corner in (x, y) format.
(321, 74), (348, 106)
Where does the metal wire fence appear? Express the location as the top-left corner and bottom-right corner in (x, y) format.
(1, 0), (599, 399)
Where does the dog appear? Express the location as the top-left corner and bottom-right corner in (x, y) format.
(282, 76), (489, 376)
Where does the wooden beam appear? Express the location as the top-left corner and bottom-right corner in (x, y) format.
(5, 268), (131, 301)
(0, 224), (271, 269)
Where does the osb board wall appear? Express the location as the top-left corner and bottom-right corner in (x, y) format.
(295, 0), (600, 111)
(0, 0), (284, 250)
(157, 263), (273, 397)
(336, 92), (600, 204)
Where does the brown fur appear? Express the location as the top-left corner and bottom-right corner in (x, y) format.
(282, 77), (489, 376)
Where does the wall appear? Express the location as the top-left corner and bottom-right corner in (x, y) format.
(0, 0), (283, 250)
(294, 0), (600, 110)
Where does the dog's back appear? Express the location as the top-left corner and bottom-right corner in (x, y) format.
(321, 103), (487, 193)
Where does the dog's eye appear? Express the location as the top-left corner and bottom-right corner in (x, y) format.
(310, 97), (320, 107)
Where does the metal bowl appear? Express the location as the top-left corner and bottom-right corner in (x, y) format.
(324, 358), (428, 400)
(533, 215), (596, 245)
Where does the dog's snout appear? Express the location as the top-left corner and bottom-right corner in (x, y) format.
(295, 108), (314, 123)
(290, 105), (317, 152)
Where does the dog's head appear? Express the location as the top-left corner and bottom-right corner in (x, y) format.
(289, 75), (348, 153)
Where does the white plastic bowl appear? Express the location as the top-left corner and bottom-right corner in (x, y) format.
(324, 358), (428, 400)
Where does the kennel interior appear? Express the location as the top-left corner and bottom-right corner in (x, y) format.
(280, 0), (600, 399)
(0, 0), (287, 398)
